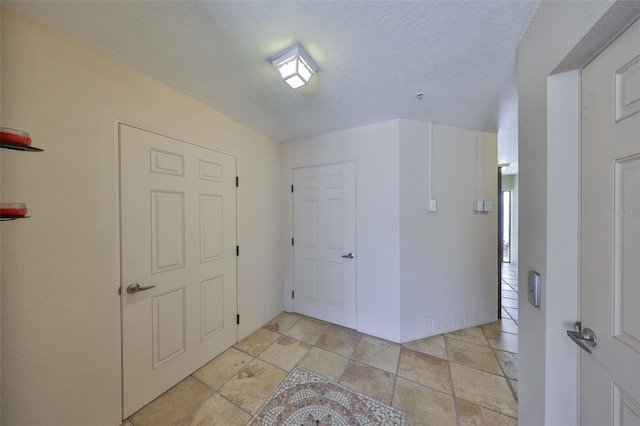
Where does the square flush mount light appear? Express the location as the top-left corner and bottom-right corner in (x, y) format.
(270, 43), (318, 89)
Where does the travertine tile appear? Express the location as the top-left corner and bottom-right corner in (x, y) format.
(284, 318), (329, 345)
(193, 347), (253, 389)
(457, 399), (517, 425)
(398, 347), (452, 394)
(315, 324), (362, 357)
(509, 379), (518, 400)
(262, 312), (300, 334)
(177, 393), (250, 426)
(259, 335), (311, 371)
(353, 335), (401, 374)
(298, 347), (349, 381)
(495, 349), (518, 380)
(402, 335), (447, 360)
(450, 363), (517, 418)
(234, 328), (280, 356)
(219, 359), (287, 414)
(129, 377), (212, 426)
(446, 338), (502, 375)
(485, 329), (518, 353)
(340, 361), (395, 404)
(132, 299), (520, 426)
(445, 327), (488, 346)
(393, 377), (456, 426)
(481, 319), (518, 335)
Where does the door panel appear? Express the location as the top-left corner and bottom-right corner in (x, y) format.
(580, 18), (640, 425)
(151, 190), (185, 273)
(120, 124), (237, 418)
(293, 162), (356, 328)
(614, 156), (640, 353)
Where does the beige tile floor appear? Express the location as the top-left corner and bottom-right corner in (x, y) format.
(123, 308), (519, 425)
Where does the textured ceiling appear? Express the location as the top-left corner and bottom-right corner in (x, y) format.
(5, 0), (540, 150)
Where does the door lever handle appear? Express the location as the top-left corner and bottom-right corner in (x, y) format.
(566, 322), (597, 354)
(341, 253), (355, 259)
(126, 283), (156, 294)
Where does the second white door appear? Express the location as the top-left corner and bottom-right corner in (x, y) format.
(293, 162), (357, 328)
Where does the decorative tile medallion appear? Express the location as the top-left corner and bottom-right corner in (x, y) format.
(248, 367), (406, 426)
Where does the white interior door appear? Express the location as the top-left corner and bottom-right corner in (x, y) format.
(120, 124), (237, 418)
(293, 162), (356, 328)
(580, 18), (640, 425)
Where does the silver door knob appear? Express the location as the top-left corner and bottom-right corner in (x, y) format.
(126, 283), (156, 294)
(566, 321), (597, 354)
(341, 253), (355, 259)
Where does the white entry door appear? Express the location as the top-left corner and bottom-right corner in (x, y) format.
(120, 124), (237, 418)
(580, 18), (640, 425)
(292, 162), (356, 328)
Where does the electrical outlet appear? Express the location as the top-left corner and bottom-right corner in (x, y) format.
(484, 200), (493, 212)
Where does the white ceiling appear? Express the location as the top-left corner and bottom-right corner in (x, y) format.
(5, 0), (540, 156)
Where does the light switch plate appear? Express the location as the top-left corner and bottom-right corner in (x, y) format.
(484, 200), (493, 212)
(528, 271), (541, 307)
(428, 199), (437, 211)
(474, 200), (484, 212)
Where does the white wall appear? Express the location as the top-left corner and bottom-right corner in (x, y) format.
(1, 7), (283, 425)
(283, 120), (402, 342)
(545, 70), (581, 426)
(517, 1), (634, 424)
(283, 120), (498, 344)
(399, 121), (497, 342)
(498, 57), (519, 176)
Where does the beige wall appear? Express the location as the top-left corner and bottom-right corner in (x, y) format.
(0, 5), (3, 421)
(1, 7), (283, 425)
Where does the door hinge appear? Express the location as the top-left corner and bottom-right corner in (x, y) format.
(236, 246), (239, 256)
(291, 237), (294, 246)
(292, 290), (295, 299)
(236, 176), (239, 187)
(236, 314), (240, 325)
(291, 184), (294, 193)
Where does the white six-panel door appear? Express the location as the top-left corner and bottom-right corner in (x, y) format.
(292, 162), (357, 328)
(119, 124), (237, 418)
(580, 18), (640, 425)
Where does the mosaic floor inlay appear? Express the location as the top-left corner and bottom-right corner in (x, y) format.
(248, 367), (406, 426)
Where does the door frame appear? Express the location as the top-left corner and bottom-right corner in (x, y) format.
(497, 167), (503, 319)
(544, 12), (640, 424)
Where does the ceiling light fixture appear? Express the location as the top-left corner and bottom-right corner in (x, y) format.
(270, 43), (317, 89)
